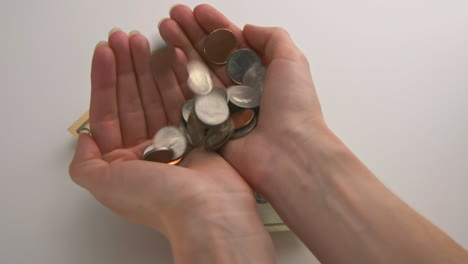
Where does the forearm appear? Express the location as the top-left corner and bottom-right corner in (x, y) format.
(263, 128), (467, 263)
(164, 200), (275, 264)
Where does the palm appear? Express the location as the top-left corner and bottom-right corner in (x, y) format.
(70, 28), (254, 233)
(158, 5), (323, 190)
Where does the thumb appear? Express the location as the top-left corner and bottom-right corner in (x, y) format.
(243, 24), (306, 65)
(69, 132), (108, 189)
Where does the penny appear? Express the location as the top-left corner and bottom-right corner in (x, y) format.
(227, 49), (262, 84)
(143, 146), (175, 163)
(227, 85), (261, 109)
(153, 126), (187, 160)
(204, 28), (238, 64)
(232, 114), (258, 139)
(231, 109), (255, 130)
(168, 156), (183, 165)
(187, 60), (213, 95)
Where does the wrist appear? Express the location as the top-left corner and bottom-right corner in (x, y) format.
(162, 195), (275, 264)
(255, 121), (349, 196)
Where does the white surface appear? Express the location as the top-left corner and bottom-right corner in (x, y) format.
(1, 0), (467, 263)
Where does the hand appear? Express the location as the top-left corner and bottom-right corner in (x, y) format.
(68, 29), (272, 247)
(159, 4), (330, 196)
(160, 5), (468, 264)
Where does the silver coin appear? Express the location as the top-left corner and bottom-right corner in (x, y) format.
(227, 85), (261, 109)
(194, 91), (230, 126)
(187, 60), (213, 95)
(204, 119), (234, 151)
(186, 109), (206, 147)
(179, 121), (192, 146)
(143, 146), (175, 163)
(243, 65), (266, 93)
(232, 114), (258, 139)
(181, 99), (194, 123)
(153, 126), (187, 160)
(254, 192), (268, 204)
(143, 145), (156, 157)
(211, 87), (229, 102)
(227, 49), (262, 84)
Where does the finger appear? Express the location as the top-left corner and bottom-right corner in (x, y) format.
(170, 4), (249, 85)
(169, 5), (206, 53)
(128, 31), (168, 137)
(171, 47), (192, 100)
(159, 18), (224, 88)
(150, 46), (186, 125)
(108, 29), (147, 147)
(242, 25), (306, 65)
(90, 42), (122, 154)
(69, 132), (108, 190)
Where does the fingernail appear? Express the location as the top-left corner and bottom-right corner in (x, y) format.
(108, 27), (122, 38)
(157, 17), (168, 28)
(95, 41), (108, 49)
(169, 4), (182, 14)
(129, 30), (140, 36)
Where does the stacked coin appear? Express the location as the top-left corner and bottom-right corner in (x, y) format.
(143, 28), (266, 164)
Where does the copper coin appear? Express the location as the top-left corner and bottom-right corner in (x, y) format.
(168, 156), (183, 165)
(231, 109), (255, 130)
(204, 28), (238, 65)
(143, 146), (175, 163)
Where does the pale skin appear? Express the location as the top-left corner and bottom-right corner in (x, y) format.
(70, 4), (468, 264)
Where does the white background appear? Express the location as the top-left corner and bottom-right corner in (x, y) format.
(1, 0), (467, 263)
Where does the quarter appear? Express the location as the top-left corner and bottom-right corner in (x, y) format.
(194, 91), (230, 126)
(227, 85), (261, 109)
(153, 126), (188, 160)
(226, 49), (262, 84)
(187, 60), (213, 95)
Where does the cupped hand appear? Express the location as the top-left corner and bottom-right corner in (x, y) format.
(69, 29), (263, 236)
(159, 4), (329, 196)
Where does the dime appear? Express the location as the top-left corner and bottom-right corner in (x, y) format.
(204, 119), (234, 151)
(186, 110), (206, 147)
(204, 28), (238, 64)
(143, 145), (175, 163)
(187, 60), (213, 95)
(153, 126), (187, 160)
(231, 109), (255, 130)
(243, 65), (266, 92)
(194, 91), (230, 126)
(232, 114), (258, 139)
(181, 99), (194, 123)
(227, 85), (261, 109)
(227, 49), (262, 84)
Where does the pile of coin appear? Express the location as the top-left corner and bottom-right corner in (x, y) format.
(143, 28), (266, 165)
